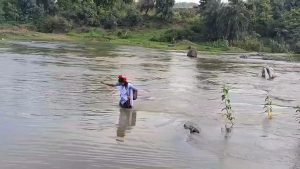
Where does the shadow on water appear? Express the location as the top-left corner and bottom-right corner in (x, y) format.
(116, 109), (137, 142)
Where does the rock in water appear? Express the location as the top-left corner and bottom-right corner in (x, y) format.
(187, 46), (197, 58)
(184, 123), (200, 134)
(240, 55), (248, 59)
(262, 66), (275, 80)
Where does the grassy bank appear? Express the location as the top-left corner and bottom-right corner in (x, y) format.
(0, 25), (246, 54)
(69, 28), (245, 53)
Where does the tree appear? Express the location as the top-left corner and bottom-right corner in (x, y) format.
(271, 0), (285, 20)
(17, 0), (44, 22)
(281, 8), (300, 52)
(140, 0), (155, 15)
(284, 0), (300, 11)
(217, 0), (250, 43)
(249, 0), (273, 36)
(2, 0), (20, 21)
(199, 0), (208, 12)
(155, 0), (175, 21)
(94, 0), (118, 9)
(201, 0), (223, 40)
(36, 0), (57, 15)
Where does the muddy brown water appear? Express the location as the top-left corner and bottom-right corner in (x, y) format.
(0, 41), (299, 169)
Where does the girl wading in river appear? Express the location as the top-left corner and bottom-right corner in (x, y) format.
(102, 75), (137, 109)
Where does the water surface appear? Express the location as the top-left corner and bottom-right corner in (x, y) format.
(0, 41), (299, 169)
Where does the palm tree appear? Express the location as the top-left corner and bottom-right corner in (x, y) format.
(217, 0), (250, 44)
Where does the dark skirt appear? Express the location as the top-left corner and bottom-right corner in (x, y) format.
(119, 100), (132, 109)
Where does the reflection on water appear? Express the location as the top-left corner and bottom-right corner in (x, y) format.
(117, 109), (137, 141)
(0, 41), (299, 169)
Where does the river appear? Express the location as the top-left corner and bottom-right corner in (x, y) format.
(0, 41), (299, 169)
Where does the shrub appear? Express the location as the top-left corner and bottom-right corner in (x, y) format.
(235, 36), (263, 51)
(36, 16), (72, 33)
(2, 0), (20, 21)
(60, 1), (99, 26)
(207, 39), (229, 49)
(120, 7), (142, 27)
(100, 13), (118, 29)
(291, 41), (300, 54)
(117, 30), (130, 39)
(190, 20), (205, 34)
(151, 28), (198, 43)
(267, 39), (290, 53)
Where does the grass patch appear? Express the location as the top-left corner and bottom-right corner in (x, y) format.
(0, 25), (245, 53)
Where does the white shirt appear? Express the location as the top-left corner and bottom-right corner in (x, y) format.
(117, 83), (134, 106)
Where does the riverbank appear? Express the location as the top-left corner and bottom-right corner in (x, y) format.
(0, 25), (246, 54)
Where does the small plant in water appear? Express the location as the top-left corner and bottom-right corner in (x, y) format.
(296, 107), (300, 123)
(264, 95), (273, 119)
(221, 86), (235, 130)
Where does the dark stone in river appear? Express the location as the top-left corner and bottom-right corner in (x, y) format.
(184, 123), (200, 134)
(187, 47), (197, 58)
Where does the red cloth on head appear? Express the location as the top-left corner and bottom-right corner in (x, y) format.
(118, 75), (128, 82)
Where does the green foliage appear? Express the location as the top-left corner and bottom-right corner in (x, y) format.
(151, 28), (200, 43)
(100, 13), (118, 29)
(235, 36), (263, 51)
(190, 20), (205, 34)
(217, 1), (250, 42)
(293, 41), (300, 53)
(201, 0), (251, 42)
(36, 0), (58, 15)
(2, 0), (20, 21)
(201, 0), (223, 41)
(174, 9), (197, 23)
(207, 39), (229, 49)
(250, 0), (274, 37)
(94, 0), (118, 9)
(60, 0), (99, 26)
(0, 0), (298, 53)
(36, 15), (72, 33)
(267, 39), (290, 53)
(139, 0), (155, 15)
(155, 0), (175, 21)
(281, 8), (300, 53)
(221, 86), (235, 128)
(199, 0), (208, 12)
(119, 5), (142, 27)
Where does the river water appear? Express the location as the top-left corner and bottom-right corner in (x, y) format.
(0, 41), (299, 169)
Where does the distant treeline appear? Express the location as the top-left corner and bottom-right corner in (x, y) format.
(0, 0), (299, 53)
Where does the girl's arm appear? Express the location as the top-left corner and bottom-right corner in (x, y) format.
(101, 81), (119, 87)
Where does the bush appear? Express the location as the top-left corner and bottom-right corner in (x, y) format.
(190, 20), (205, 34)
(151, 28), (199, 43)
(292, 41), (300, 54)
(120, 7), (142, 27)
(36, 16), (72, 33)
(267, 39), (290, 53)
(117, 30), (130, 39)
(235, 36), (263, 51)
(173, 9), (198, 23)
(2, 0), (20, 21)
(60, 1), (99, 26)
(207, 39), (229, 49)
(100, 13), (118, 29)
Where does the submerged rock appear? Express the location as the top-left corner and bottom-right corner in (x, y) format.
(184, 123), (200, 134)
(262, 66), (275, 80)
(187, 46), (197, 58)
(240, 55), (248, 59)
(249, 53), (265, 57)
